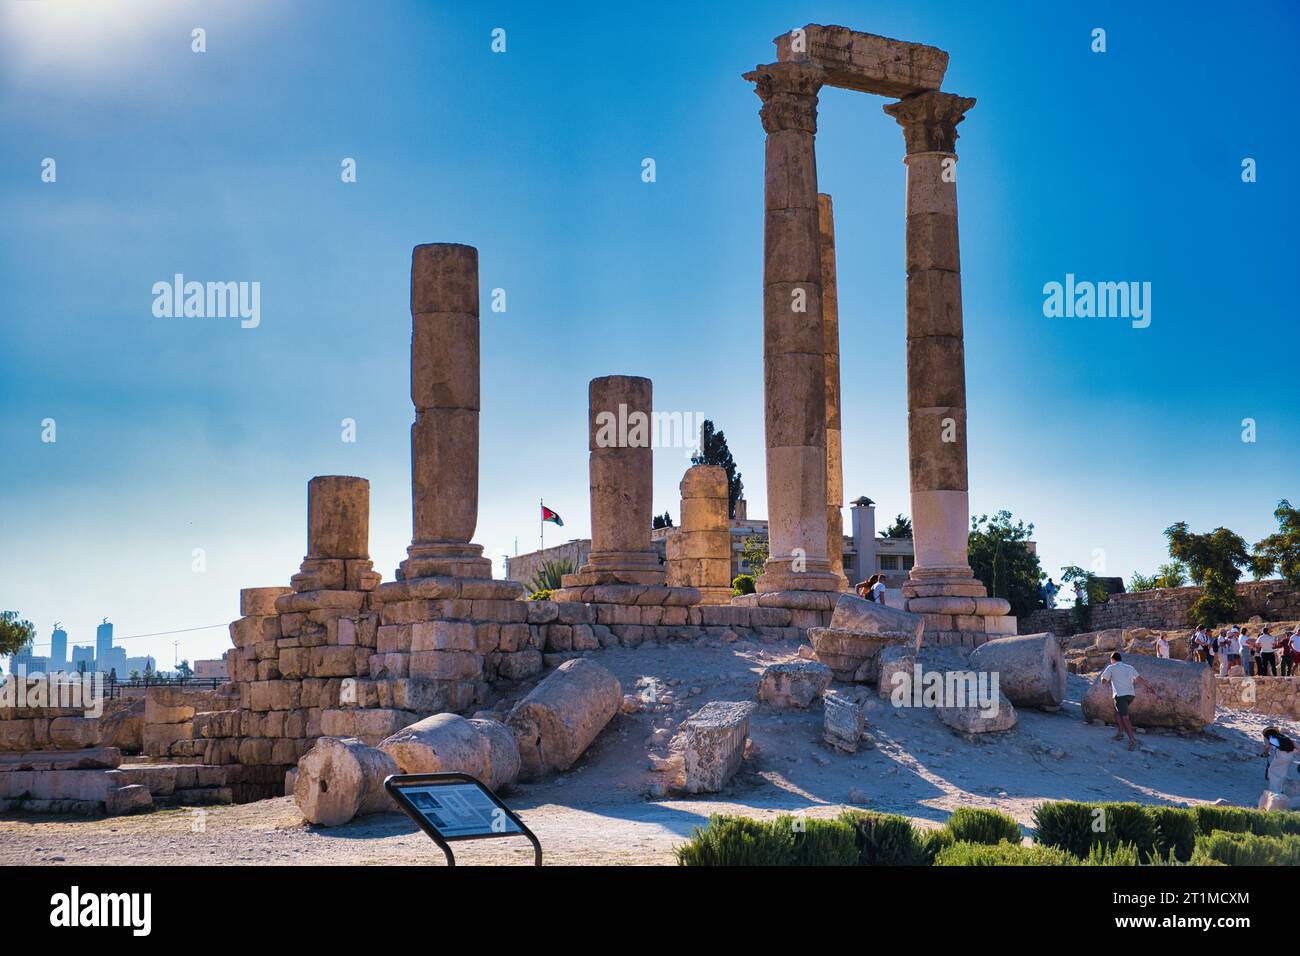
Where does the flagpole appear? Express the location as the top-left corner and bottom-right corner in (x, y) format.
(539, 497), (544, 553)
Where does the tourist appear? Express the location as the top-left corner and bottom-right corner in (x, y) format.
(854, 574), (880, 602)
(1217, 630), (1231, 677)
(1192, 627), (1211, 664)
(1156, 633), (1170, 659)
(1260, 727), (1296, 801)
(1100, 652), (1155, 751)
(1257, 626), (1278, 676)
(1241, 629), (1255, 676)
(1041, 578), (1058, 609)
(1226, 625), (1243, 673)
(1286, 628), (1300, 678)
(870, 576), (887, 603)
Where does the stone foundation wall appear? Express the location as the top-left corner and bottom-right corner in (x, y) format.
(1021, 580), (1300, 637)
(1217, 677), (1300, 721)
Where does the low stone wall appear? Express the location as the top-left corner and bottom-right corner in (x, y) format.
(1217, 677), (1300, 721)
(1021, 579), (1300, 637)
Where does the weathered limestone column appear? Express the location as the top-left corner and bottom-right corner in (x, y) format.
(562, 375), (664, 587)
(399, 243), (492, 581)
(292, 476), (379, 592)
(665, 464), (733, 604)
(819, 193), (846, 589)
(884, 92), (1011, 639)
(743, 61), (839, 597)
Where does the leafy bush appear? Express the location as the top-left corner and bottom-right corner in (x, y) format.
(783, 817), (859, 866)
(1033, 801), (1096, 858)
(942, 807), (1022, 846)
(527, 558), (573, 593)
(1082, 842), (1142, 866)
(527, 588), (553, 602)
(1192, 830), (1300, 867)
(1149, 807), (1198, 862)
(838, 810), (929, 866)
(1191, 805), (1300, 838)
(674, 815), (857, 866)
(731, 573), (756, 596)
(1096, 803), (1160, 861)
(934, 841), (1078, 866)
(675, 815), (794, 866)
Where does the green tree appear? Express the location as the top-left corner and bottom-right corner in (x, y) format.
(652, 511), (674, 529)
(691, 420), (744, 519)
(1129, 572), (1157, 592)
(1155, 561), (1189, 588)
(882, 514), (912, 538)
(0, 611), (35, 658)
(528, 558), (574, 593)
(1061, 565), (1108, 630)
(1250, 499), (1300, 586)
(967, 512), (1043, 618)
(741, 534), (769, 574)
(176, 660), (193, 679)
(1165, 522), (1251, 627)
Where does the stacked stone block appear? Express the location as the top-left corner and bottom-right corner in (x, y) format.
(665, 464), (733, 604)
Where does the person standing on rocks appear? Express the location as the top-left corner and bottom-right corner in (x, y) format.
(1156, 633), (1170, 659)
(1099, 652), (1156, 752)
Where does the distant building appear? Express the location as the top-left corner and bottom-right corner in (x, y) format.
(193, 658), (229, 680)
(125, 655), (156, 676)
(71, 645), (96, 672)
(49, 626), (68, 672)
(95, 620), (113, 668)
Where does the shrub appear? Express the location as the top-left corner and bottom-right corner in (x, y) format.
(838, 810), (929, 866)
(784, 817), (859, 866)
(1082, 841), (1142, 866)
(675, 815), (794, 866)
(731, 573), (755, 596)
(527, 588), (553, 602)
(1149, 807), (1198, 862)
(1192, 830), (1300, 867)
(1191, 805), (1300, 838)
(934, 840), (1078, 867)
(942, 807), (1022, 846)
(1033, 801), (1096, 858)
(920, 827), (955, 863)
(1096, 803), (1160, 861)
(674, 814), (858, 866)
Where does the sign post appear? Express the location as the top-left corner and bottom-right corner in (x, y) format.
(384, 772), (542, 866)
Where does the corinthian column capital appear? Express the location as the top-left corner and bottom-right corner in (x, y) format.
(884, 91), (976, 154)
(743, 61), (826, 134)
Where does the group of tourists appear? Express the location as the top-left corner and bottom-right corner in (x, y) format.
(854, 575), (888, 603)
(1174, 624), (1300, 677)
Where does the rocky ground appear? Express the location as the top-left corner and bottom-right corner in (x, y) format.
(1, 634), (1290, 866)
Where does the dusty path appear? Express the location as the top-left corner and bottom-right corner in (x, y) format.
(1, 637), (1288, 865)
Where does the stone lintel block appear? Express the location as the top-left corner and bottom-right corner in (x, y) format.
(410, 620), (476, 652)
(822, 689), (865, 752)
(241, 587), (292, 617)
(275, 590), (367, 615)
(774, 24), (948, 97)
(409, 650), (484, 682)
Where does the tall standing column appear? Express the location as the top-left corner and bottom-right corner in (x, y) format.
(562, 375), (665, 587)
(883, 92), (983, 599)
(743, 61), (838, 595)
(399, 243), (492, 581)
(818, 193), (847, 589)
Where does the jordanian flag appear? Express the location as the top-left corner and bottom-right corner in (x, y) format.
(541, 504), (564, 526)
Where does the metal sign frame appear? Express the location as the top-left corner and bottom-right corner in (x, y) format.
(384, 772), (542, 867)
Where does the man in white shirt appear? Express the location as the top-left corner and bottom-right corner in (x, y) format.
(1099, 652), (1156, 751)
(1257, 626), (1278, 676)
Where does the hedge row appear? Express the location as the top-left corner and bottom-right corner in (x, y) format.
(676, 802), (1300, 866)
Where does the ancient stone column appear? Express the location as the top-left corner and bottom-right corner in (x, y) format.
(883, 92), (988, 603)
(292, 476), (379, 592)
(564, 375), (664, 586)
(399, 243), (492, 581)
(818, 193), (846, 588)
(743, 61), (838, 596)
(666, 464), (732, 604)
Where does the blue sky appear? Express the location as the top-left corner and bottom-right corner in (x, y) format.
(2, 0), (1297, 667)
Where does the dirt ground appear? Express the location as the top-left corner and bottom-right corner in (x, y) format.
(1, 635), (1289, 866)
